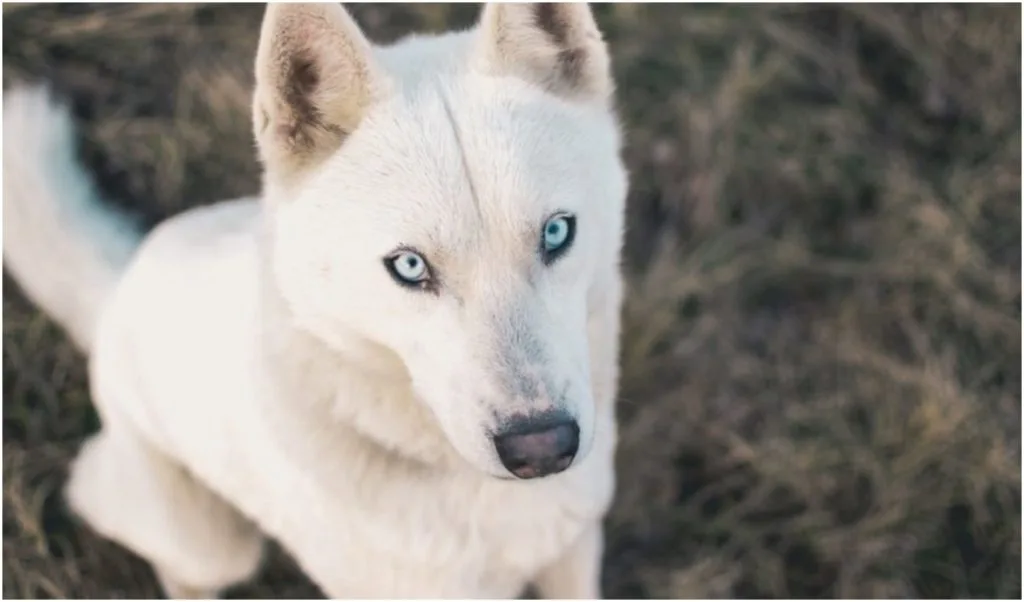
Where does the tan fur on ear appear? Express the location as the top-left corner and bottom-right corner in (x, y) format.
(253, 3), (387, 179)
(474, 3), (613, 105)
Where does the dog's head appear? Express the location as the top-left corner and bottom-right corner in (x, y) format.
(254, 2), (626, 480)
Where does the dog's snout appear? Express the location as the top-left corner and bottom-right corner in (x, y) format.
(492, 416), (579, 479)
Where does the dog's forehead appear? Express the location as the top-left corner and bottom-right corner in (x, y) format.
(445, 94), (596, 257)
(315, 60), (624, 274)
(347, 83), (592, 245)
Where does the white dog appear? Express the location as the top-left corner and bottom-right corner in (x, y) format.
(2, 2), (628, 598)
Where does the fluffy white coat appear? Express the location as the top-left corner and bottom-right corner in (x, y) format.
(2, 2), (628, 598)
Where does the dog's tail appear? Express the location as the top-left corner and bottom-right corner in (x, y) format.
(3, 84), (144, 352)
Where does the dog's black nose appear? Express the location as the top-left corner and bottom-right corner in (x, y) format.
(493, 416), (580, 479)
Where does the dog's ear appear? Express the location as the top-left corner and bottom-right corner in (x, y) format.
(253, 3), (386, 179)
(474, 3), (613, 105)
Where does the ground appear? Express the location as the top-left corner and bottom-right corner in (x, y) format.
(2, 3), (1021, 599)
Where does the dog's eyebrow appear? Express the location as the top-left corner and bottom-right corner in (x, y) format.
(437, 87), (483, 224)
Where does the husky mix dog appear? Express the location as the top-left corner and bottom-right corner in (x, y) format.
(2, 2), (628, 598)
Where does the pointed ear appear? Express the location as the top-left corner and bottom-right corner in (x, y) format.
(253, 2), (387, 178)
(473, 3), (613, 105)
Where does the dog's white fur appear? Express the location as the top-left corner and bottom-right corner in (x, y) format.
(2, 3), (627, 598)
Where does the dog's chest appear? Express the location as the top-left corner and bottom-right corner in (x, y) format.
(247, 428), (613, 597)
(347, 465), (611, 596)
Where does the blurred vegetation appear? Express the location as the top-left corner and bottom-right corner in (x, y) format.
(3, 3), (1020, 598)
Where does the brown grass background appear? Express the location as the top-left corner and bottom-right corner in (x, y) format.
(2, 3), (1021, 599)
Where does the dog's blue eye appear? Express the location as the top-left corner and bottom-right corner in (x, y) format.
(541, 213), (576, 264)
(544, 220), (568, 249)
(386, 250), (431, 286)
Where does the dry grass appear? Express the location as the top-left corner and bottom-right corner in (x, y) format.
(3, 3), (1021, 599)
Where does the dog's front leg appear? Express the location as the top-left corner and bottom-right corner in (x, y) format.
(533, 522), (604, 599)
